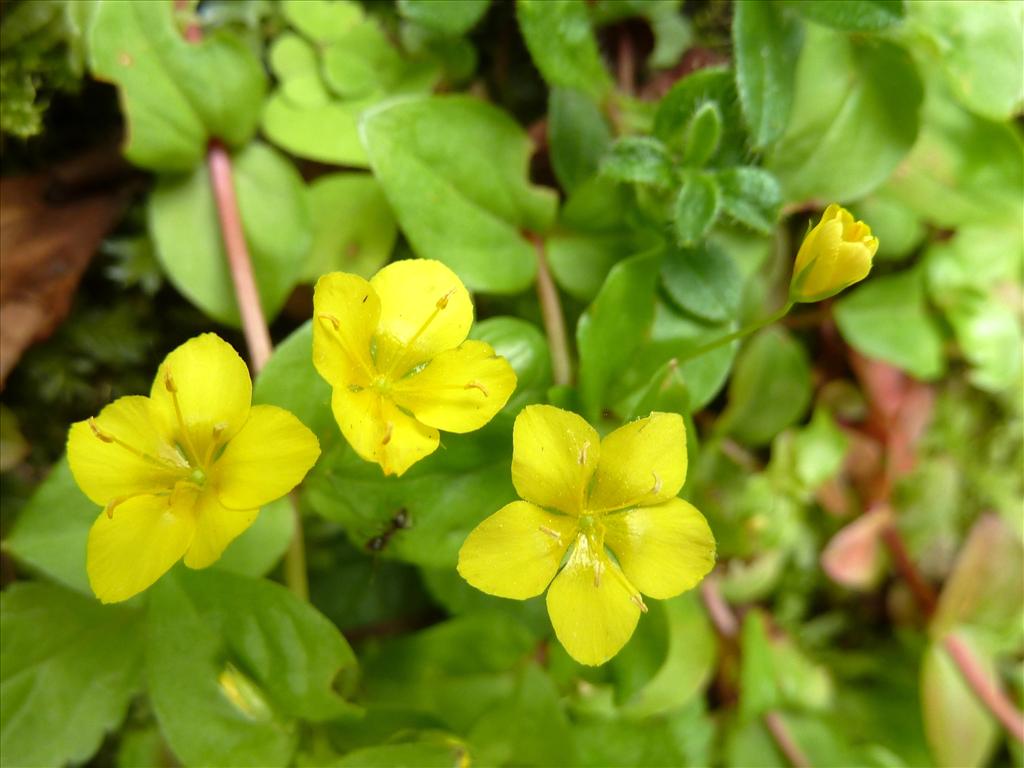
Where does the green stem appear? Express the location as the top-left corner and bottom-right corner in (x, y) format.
(677, 301), (794, 365)
(531, 234), (572, 387)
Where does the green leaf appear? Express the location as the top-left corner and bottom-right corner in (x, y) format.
(733, 0), (803, 148)
(549, 87), (613, 192)
(654, 68), (747, 164)
(614, 593), (717, 718)
(577, 251), (661, 420)
(879, 76), (1023, 229)
(361, 96), (558, 293)
(716, 167), (782, 234)
(908, 0), (1024, 121)
(682, 101), (722, 166)
(282, 0), (363, 44)
(921, 632), (999, 768)
(661, 241), (741, 323)
(147, 569), (359, 768)
(303, 174), (396, 282)
(601, 136), (674, 188)
(574, 699), (714, 768)
(254, 321), (334, 441)
(470, 317), (552, 413)
(855, 192), (925, 260)
(262, 90), (369, 167)
(335, 740), (469, 768)
(213, 498), (296, 579)
(516, 0), (611, 99)
(3, 457), (94, 594)
(398, 0), (491, 36)
(88, 0), (265, 172)
(739, 609), (780, 719)
(834, 268), (946, 380)
(767, 25), (923, 202)
(790, 0), (904, 31)
(791, 408), (849, 492)
(321, 20), (404, 100)
(304, 426), (515, 568)
(1, 583), (143, 768)
(148, 142), (311, 327)
(719, 326), (813, 445)
(673, 170), (720, 246)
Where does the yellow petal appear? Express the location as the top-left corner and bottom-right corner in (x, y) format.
(370, 259), (473, 376)
(603, 498), (716, 599)
(312, 271), (380, 388)
(68, 396), (186, 506)
(150, 334), (252, 465)
(588, 412), (687, 514)
(390, 340), (517, 434)
(213, 404), (320, 509)
(331, 386), (439, 476)
(457, 501), (576, 599)
(87, 492), (196, 603)
(183, 489), (258, 569)
(546, 533), (642, 666)
(511, 405), (599, 516)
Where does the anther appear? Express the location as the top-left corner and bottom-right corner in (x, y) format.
(381, 421), (394, 445)
(593, 560), (603, 588)
(164, 370), (177, 393)
(651, 472), (662, 494)
(465, 380), (488, 396)
(436, 288), (456, 310)
(212, 422), (227, 440)
(631, 594), (649, 613)
(579, 441), (590, 465)
(538, 525), (562, 542)
(89, 418), (114, 443)
(318, 313), (341, 330)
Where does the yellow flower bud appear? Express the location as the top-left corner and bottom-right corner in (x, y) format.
(790, 204), (879, 303)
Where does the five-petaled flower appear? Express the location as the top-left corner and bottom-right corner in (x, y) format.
(457, 405), (716, 666)
(67, 334), (320, 604)
(790, 203), (879, 303)
(312, 259), (517, 477)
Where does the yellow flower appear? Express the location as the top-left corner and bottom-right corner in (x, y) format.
(457, 405), (716, 666)
(312, 259), (517, 477)
(67, 334), (320, 604)
(790, 203), (879, 303)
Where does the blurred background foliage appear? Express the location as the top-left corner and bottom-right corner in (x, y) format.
(0, 1), (1022, 767)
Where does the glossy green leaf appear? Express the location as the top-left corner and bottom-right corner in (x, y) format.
(147, 569), (359, 768)
(303, 174), (396, 281)
(768, 25), (923, 202)
(733, 0), (803, 148)
(717, 166), (782, 234)
(336, 740), (469, 768)
(262, 90), (369, 167)
(790, 0), (904, 31)
(834, 269), (946, 380)
(282, 0), (363, 44)
(673, 170), (720, 246)
(398, 0), (491, 36)
(516, 0), (611, 100)
(1, 583), (143, 768)
(908, 0), (1024, 122)
(88, 0), (265, 171)
(361, 96), (558, 293)
(577, 251), (661, 420)
(921, 632), (998, 768)
(719, 326), (813, 445)
(549, 87), (613, 192)
(682, 101), (722, 166)
(148, 142), (309, 326)
(321, 20), (404, 100)
(601, 136), (674, 188)
(661, 241), (741, 323)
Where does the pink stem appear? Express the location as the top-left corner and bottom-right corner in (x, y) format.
(207, 140), (273, 372)
(764, 711), (813, 768)
(944, 633), (1024, 744)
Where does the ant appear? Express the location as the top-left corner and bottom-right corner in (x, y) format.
(364, 507), (411, 553)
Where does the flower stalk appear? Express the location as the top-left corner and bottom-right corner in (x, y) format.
(531, 235), (572, 387)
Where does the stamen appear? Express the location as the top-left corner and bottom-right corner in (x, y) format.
(317, 313), (340, 330)
(631, 594), (649, 613)
(436, 288), (456, 309)
(381, 421), (394, 446)
(164, 370), (201, 466)
(464, 380), (488, 396)
(538, 525), (562, 542)
(651, 472), (662, 494)
(593, 559), (603, 588)
(579, 441), (590, 465)
(88, 418), (180, 470)
(384, 288), (459, 378)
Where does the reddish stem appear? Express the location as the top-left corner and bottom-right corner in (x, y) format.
(880, 523), (938, 617)
(944, 633), (1024, 744)
(531, 235), (572, 387)
(764, 711), (813, 768)
(207, 140), (273, 372)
